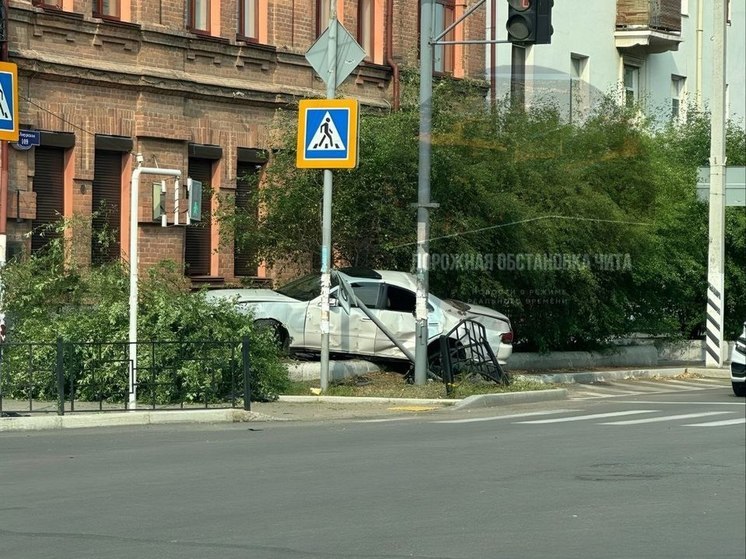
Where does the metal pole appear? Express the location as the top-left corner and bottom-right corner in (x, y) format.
(242, 335), (251, 411)
(128, 160), (181, 410)
(0, 0), (10, 275)
(319, 1), (338, 392)
(415, 0), (433, 385)
(510, 44), (525, 110)
(705, 0), (727, 368)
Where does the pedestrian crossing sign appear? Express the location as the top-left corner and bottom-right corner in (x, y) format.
(297, 99), (359, 169)
(0, 62), (19, 142)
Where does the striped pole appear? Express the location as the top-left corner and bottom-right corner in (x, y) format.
(706, 280), (725, 367)
(705, 0), (727, 368)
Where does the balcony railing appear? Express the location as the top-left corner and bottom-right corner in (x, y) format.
(617, 0), (682, 33)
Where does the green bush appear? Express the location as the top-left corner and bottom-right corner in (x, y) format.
(0, 235), (288, 403)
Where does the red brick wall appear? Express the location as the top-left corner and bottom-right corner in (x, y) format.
(7, 0), (486, 282)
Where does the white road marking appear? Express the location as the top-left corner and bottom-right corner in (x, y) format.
(683, 417), (746, 427)
(514, 410), (659, 424)
(431, 409), (580, 424)
(354, 417), (418, 423)
(600, 411), (732, 425)
(616, 400), (745, 406)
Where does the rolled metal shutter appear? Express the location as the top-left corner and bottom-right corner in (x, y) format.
(91, 150), (122, 265)
(31, 147), (65, 253)
(233, 162), (259, 276)
(185, 158), (212, 276)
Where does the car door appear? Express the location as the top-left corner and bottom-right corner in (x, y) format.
(373, 284), (444, 358)
(304, 281), (383, 356)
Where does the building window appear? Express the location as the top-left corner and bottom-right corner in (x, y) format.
(239, 0), (258, 40)
(189, 0), (211, 34)
(623, 64), (639, 108)
(32, 147), (66, 254)
(317, 0), (331, 35)
(91, 151), (123, 265)
(32, 0), (62, 8)
(93, 0), (120, 18)
(358, 0), (374, 61)
(234, 162), (261, 277)
(671, 75), (686, 120)
(433, 0), (455, 74)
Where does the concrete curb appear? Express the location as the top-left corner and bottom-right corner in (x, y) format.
(0, 409), (266, 432)
(277, 395), (458, 406)
(515, 366), (732, 384)
(453, 388), (569, 410)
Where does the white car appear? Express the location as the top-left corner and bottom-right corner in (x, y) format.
(731, 321), (746, 397)
(205, 269), (513, 368)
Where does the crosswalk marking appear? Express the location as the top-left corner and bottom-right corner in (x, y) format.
(514, 410), (659, 424)
(432, 409), (580, 424)
(659, 379), (720, 389)
(600, 411), (732, 425)
(568, 378), (729, 400)
(684, 417), (746, 427)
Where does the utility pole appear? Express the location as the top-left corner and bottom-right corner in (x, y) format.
(319, 1), (338, 392)
(414, 0), (434, 385)
(705, 0), (728, 368)
(0, 0), (10, 273)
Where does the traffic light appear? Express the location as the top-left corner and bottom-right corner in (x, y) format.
(506, 0), (553, 45)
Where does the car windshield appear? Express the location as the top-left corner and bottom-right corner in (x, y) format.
(276, 273), (338, 301)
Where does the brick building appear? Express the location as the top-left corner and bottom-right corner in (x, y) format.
(2, 0), (486, 285)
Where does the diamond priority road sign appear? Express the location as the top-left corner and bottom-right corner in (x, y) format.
(296, 98), (359, 169)
(305, 20), (366, 89)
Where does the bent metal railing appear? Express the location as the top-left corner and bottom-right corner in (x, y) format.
(0, 338), (252, 416)
(439, 319), (510, 393)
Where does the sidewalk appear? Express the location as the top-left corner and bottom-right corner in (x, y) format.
(0, 365), (731, 432)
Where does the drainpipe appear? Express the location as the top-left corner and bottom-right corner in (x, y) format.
(385, 0), (400, 110)
(696, 0), (704, 110)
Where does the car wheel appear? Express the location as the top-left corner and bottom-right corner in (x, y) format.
(254, 319), (290, 354)
(732, 382), (746, 397)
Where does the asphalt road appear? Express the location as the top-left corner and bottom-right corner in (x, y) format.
(1, 387), (744, 559)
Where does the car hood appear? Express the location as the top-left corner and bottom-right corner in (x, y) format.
(443, 299), (510, 324)
(204, 289), (298, 304)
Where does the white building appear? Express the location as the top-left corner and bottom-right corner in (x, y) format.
(486, 0), (746, 124)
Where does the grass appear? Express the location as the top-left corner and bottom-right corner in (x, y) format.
(281, 371), (553, 400)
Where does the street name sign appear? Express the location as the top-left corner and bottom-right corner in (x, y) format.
(296, 99), (359, 169)
(0, 61), (19, 142)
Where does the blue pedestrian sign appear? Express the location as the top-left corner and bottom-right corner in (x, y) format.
(297, 99), (359, 169)
(0, 62), (19, 142)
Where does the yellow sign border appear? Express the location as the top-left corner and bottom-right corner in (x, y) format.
(296, 99), (359, 169)
(0, 61), (19, 142)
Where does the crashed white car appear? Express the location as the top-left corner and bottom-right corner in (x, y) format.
(205, 269), (513, 367)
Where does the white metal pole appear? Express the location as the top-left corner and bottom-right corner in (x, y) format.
(414, 0), (433, 385)
(319, 0), (338, 392)
(705, 0), (727, 368)
(128, 160), (142, 410)
(128, 159), (181, 410)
